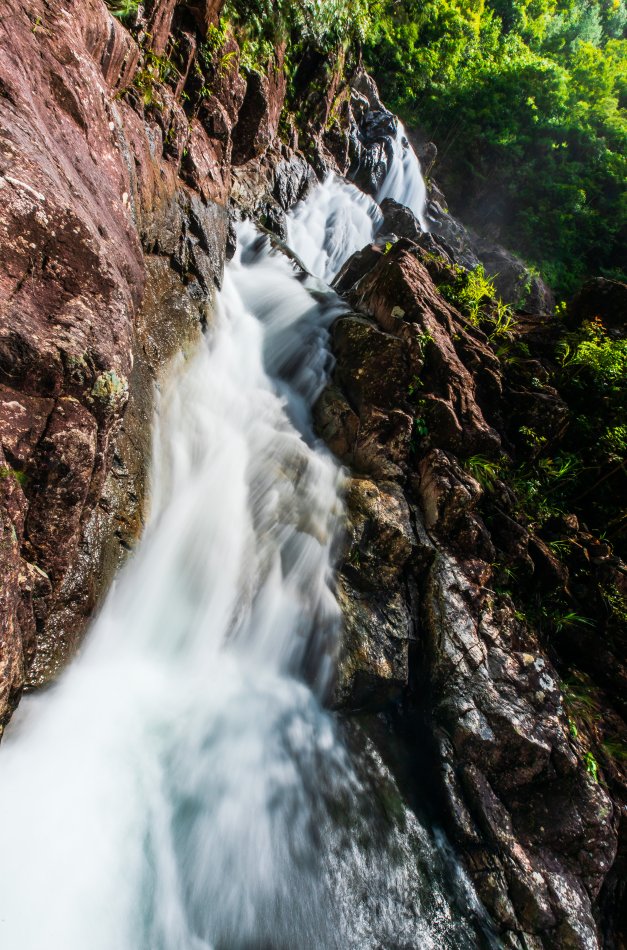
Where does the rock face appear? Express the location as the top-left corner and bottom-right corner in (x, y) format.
(0, 0), (301, 721)
(0, 6), (624, 947)
(424, 184), (555, 313)
(320, 225), (622, 947)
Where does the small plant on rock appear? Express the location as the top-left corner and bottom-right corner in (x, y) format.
(105, 0), (141, 24)
(464, 454), (503, 490)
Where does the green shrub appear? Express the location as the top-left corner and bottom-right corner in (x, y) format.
(223, 0), (371, 52)
(558, 318), (627, 388)
(104, 0), (140, 24)
(364, 1), (627, 297)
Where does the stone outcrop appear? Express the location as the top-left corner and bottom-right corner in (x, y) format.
(319, 206), (623, 947)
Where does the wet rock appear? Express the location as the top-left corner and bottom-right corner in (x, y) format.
(322, 203), (620, 947)
(379, 197), (425, 244)
(425, 189), (554, 313)
(273, 155), (317, 212)
(347, 242), (501, 455)
(183, 0), (225, 37)
(0, 447), (27, 730)
(473, 238), (555, 314)
(351, 68), (385, 112)
(333, 475), (417, 710)
(314, 385), (414, 480)
(232, 60), (286, 165)
(0, 0), (231, 694)
(146, 0), (179, 55)
(350, 109), (397, 197)
(334, 575), (412, 710)
(344, 478), (415, 590)
(415, 140), (438, 175)
(424, 550), (617, 945)
(23, 399), (98, 590)
(332, 243), (386, 296)
(426, 193), (481, 271)
(332, 315), (411, 413)
(417, 449), (495, 563)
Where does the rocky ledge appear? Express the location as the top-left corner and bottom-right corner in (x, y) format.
(318, 224), (627, 946)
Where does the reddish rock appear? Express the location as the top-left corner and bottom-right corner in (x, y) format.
(232, 55), (287, 165)
(0, 0), (235, 710)
(325, 225), (620, 946)
(347, 242), (501, 455)
(146, 0), (178, 55)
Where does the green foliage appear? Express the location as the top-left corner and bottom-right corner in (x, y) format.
(104, 0), (140, 23)
(365, 0), (627, 295)
(583, 750), (599, 781)
(415, 330), (434, 355)
(509, 451), (582, 527)
(490, 300), (517, 338)
(0, 465), (27, 487)
(441, 265), (496, 325)
(223, 0), (371, 57)
(553, 610), (594, 632)
(558, 317), (627, 386)
(604, 584), (627, 623)
(551, 316), (627, 551)
(407, 375), (424, 396)
(464, 454), (504, 489)
(441, 265), (518, 341)
(132, 50), (180, 106)
(602, 737), (627, 761)
(414, 416), (429, 438)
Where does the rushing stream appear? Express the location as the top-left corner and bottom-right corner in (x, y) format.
(0, 130), (491, 948)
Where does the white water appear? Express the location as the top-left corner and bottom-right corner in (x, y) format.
(0, 164), (482, 949)
(286, 122), (428, 285)
(286, 174), (382, 283)
(376, 121), (429, 231)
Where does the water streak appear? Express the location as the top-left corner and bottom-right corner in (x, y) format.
(0, 186), (482, 948)
(377, 121), (429, 231)
(287, 122), (428, 285)
(286, 174), (382, 283)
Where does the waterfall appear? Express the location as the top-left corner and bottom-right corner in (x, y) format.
(286, 122), (429, 286)
(377, 121), (429, 231)
(0, 170), (487, 948)
(286, 174), (382, 284)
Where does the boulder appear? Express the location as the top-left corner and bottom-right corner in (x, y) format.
(426, 188), (554, 313)
(347, 241), (501, 455)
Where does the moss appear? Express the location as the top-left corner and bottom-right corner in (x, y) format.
(0, 465), (27, 488)
(91, 370), (129, 410)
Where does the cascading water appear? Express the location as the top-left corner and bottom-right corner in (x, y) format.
(286, 174), (383, 284)
(376, 121), (429, 231)
(0, 158), (490, 948)
(286, 121), (428, 287)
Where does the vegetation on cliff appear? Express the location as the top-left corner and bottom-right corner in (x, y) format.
(214, 0), (625, 296)
(364, 0), (627, 295)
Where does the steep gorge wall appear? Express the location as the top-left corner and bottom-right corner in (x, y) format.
(0, 0), (389, 722)
(0, 0), (234, 717)
(0, 3), (625, 948)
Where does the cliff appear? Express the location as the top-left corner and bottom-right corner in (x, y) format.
(0, 2), (625, 947)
